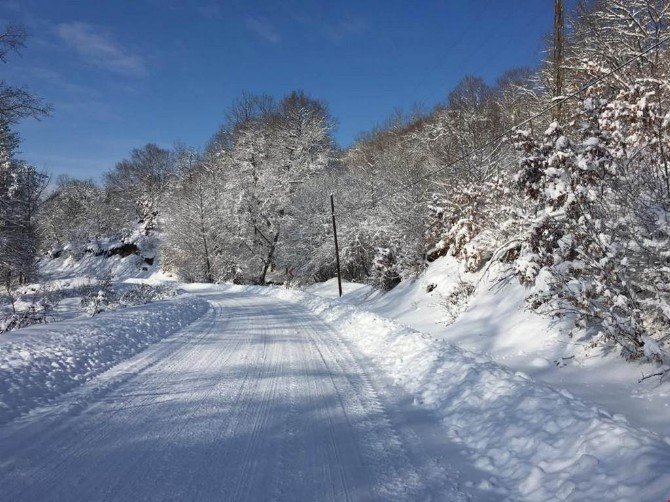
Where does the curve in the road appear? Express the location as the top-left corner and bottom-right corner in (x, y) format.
(0, 290), (469, 501)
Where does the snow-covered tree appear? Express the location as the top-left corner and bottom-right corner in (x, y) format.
(0, 25), (49, 290)
(200, 90), (336, 284)
(38, 176), (107, 254)
(162, 147), (239, 283)
(0, 125), (47, 289)
(104, 143), (175, 235)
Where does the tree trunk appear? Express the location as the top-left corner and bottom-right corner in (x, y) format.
(198, 193), (213, 283)
(259, 227), (280, 285)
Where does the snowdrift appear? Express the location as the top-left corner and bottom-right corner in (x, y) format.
(243, 284), (670, 501)
(0, 296), (209, 425)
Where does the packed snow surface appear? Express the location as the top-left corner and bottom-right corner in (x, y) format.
(0, 286), (472, 501)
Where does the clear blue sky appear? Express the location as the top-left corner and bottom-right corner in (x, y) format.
(1, 0), (573, 180)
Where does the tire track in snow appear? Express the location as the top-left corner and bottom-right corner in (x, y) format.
(0, 289), (466, 501)
(1, 304), (225, 500)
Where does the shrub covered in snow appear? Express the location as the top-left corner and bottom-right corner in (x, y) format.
(119, 283), (178, 306)
(0, 284), (61, 333)
(80, 276), (179, 317)
(79, 273), (116, 316)
(510, 82), (670, 361)
(370, 247), (400, 291)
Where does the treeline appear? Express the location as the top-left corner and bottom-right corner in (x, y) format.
(7, 0), (670, 361)
(40, 91), (336, 285)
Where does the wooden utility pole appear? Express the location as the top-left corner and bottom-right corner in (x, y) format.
(553, 0), (565, 121)
(330, 194), (343, 297)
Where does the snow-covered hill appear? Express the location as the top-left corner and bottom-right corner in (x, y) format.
(309, 256), (670, 441)
(39, 231), (163, 282)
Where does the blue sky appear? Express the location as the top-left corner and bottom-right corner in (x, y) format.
(2, 0), (571, 180)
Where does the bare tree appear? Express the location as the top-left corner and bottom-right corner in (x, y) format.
(0, 25), (50, 290)
(0, 25), (51, 123)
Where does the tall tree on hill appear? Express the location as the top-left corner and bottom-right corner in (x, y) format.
(37, 176), (107, 254)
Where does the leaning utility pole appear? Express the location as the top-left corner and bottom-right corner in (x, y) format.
(553, 0), (565, 121)
(330, 194), (343, 297)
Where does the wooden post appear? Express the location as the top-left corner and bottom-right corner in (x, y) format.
(330, 194), (343, 297)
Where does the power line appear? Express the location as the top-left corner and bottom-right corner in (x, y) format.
(337, 33), (670, 216)
(408, 7), (486, 98)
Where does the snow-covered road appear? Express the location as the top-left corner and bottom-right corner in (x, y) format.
(0, 288), (470, 501)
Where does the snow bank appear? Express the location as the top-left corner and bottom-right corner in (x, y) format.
(309, 259), (670, 441)
(246, 285), (670, 501)
(0, 296), (209, 425)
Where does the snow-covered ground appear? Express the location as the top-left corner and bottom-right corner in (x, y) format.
(267, 283), (670, 500)
(0, 286), (479, 501)
(0, 295), (209, 424)
(308, 256), (670, 441)
(1, 252), (669, 500)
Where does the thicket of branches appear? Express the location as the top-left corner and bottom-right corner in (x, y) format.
(22, 1), (670, 362)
